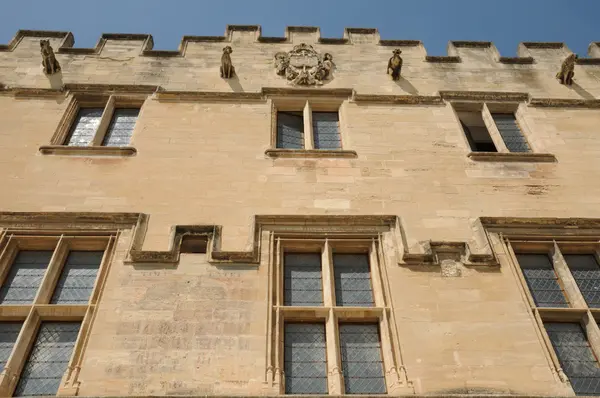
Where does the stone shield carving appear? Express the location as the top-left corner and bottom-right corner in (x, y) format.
(274, 44), (333, 86)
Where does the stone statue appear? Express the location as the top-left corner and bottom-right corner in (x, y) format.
(387, 49), (403, 81)
(220, 46), (235, 79)
(556, 53), (577, 86)
(40, 39), (61, 75)
(273, 44), (334, 86)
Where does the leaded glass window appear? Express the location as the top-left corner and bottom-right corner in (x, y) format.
(339, 324), (386, 394)
(284, 253), (323, 306)
(313, 112), (341, 149)
(284, 323), (328, 394)
(51, 251), (103, 304)
(492, 113), (531, 153)
(102, 108), (139, 147)
(277, 112), (304, 149)
(333, 254), (374, 307)
(0, 322), (22, 371)
(545, 322), (600, 396)
(14, 322), (81, 397)
(516, 253), (568, 308)
(564, 255), (600, 308)
(66, 108), (103, 146)
(0, 251), (52, 305)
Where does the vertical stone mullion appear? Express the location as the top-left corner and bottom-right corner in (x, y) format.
(583, 310), (600, 368)
(92, 95), (116, 146)
(34, 235), (67, 305)
(482, 103), (509, 153)
(552, 241), (587, 309)
(303, 101), (314, 150)
(322, 239), (334, 307)
(325, 309), (342, 394)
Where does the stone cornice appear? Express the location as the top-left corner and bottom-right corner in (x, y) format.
(499, 56), (535, 64)
(440, 91), (530, 102)
(155, 90), (264, 102)
(352, 93), (443, 105)
(468, 152), (557, 163)
(521, 42), (565, 49)
(451, 41), (492, 48)
(425, 55), (461, 63)
(529, 98), (600, 108)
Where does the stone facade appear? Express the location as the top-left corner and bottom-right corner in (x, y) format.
(0, 26), (600, 397)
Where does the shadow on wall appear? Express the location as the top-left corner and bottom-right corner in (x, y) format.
(394, 76), (419, 95)
(570, 81), (595, 99)
(46, 70), (63, 90)
(225, 74), (244, 92)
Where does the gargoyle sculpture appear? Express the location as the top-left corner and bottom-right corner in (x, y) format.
(220, 46), (235, 79)
(40, 40), (61, 75)
(387, 49), (402, 81)
(556, 53), (577, 86)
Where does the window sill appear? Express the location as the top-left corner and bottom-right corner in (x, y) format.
(468, 152), (556, 163)
(39, 145), (137, 157)
(265, 149), (358, 159)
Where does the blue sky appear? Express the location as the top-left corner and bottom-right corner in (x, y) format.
(1, 0), (598, 56)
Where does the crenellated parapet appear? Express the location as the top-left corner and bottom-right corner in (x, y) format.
(1, 27), (599, 64)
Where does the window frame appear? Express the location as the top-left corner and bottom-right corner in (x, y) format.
(451, 101), (556, 163)
(0, 232), (116, 397)
(40, 93), (144, 157)
(266, 99), (357, 159)
(502, 234), (600, 394)
(268, 235), (405, 395)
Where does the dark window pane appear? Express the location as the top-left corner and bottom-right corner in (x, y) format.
(564, 254), (600, 308)
(284, 253), (323, 306)
(277, 112), (304, 149)
(0, 251), (52, 304)
(516, 253), (568, 308)
(334, 254), (374, 307)
(313, 112), (341, 149)
(545, 322), (600, 396)
(457, 111), (496, 152)
(492, 113), (531, 153)
(339, 324), (386, 394)
(66, 108), (103, 146)
(14, 322), (81, 397)
(284, 323), (327, 394)
(102, 108), (139, 147)
(51, 251), (103, 304)
(0, 322), (22, 371)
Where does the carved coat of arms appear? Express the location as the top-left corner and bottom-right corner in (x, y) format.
(274, 44), (333, 86)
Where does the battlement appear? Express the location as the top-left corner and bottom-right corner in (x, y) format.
(1, 26), (599, 63)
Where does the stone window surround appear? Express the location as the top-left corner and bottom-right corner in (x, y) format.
(265, 230), (413, 395)
(496, 225), (600, 394)
(0, 231), (116, 397)
(39, 93), (145, 157)
(450, 101), (556, 163)
(265, 97), (357, 159)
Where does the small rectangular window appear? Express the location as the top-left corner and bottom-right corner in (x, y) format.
(284, 323), (328, 394)
(277, 112), (304, 149)
(102, 108), (139, 147)
(333, 254), (374, 307)
(544, 322), (600, 396)
(284, 253), (323, 306)
(457, 111), (496, 152)
(66, 108), (104, 146)
(339, 324), (386, 394)
(0, 322), (23, 371)
(517, 253), (568, 308)
(491, 113), (531, 153)
(564, 254), (600, 308)
(14, 322), (81, 397)
(50, 251), (103, 304)
(0, 251), (52, 305)
(312, 112), (341, 150)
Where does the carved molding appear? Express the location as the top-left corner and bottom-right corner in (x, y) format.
(262, 87), (353, 98)
(265, 149), (358, 159)
(529, 98), (600, 108)
(451, 41), (492, 48)
(39, 146), (137, 157)
(499, 56), (535, 64)
(440, 90), (530, 102)
(425, 55), (461, 63)
(352, 93), (443, 105)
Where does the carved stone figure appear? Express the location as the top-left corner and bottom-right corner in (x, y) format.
(220, 46), (235, 79)
(273, 44), (333, 86)
(40, 40), (61, 75)
(556, 53), (577, 85)
(387, 49), (403, 80)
